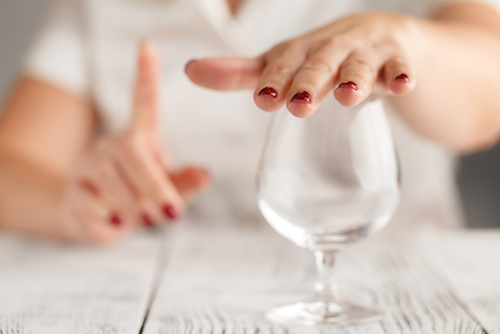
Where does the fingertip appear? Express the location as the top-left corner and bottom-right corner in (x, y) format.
(169, 166), (212, 204)
(184, 59), (198, 75)
(162, 203), (180, 221)
(138, 40), (159, 68)
(286, 102), (315, 119)
(389, 73), (413, 95)
(334, 82), (362, 107)
(185, 57), (263, 90)
(186, 166), (212, 189)
(254, 87), (283, 112)
(198, 167), (211, 180)
(284, 91), (315, 118)
(395, 73), (409, 83)
(139, 39), (158, 54)
(135, 40), (160, 90)
(141, 212), (155, 227)
(184, 58), (227, 89)
(109, 212), (123, 227)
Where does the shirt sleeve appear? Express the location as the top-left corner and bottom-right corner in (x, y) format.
(23, 0), (89, 96)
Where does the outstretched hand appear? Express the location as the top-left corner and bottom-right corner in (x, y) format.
(186, 12), (418, 118)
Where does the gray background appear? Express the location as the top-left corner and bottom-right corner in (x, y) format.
(1, 0), (499, 228)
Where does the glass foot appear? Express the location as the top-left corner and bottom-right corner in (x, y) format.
(266, 300), (383, 326)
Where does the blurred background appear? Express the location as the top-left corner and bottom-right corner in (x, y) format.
(1, 1), (499, 228)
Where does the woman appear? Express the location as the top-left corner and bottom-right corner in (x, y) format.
(0, 0), (499, 243)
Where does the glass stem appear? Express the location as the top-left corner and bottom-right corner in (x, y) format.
(314, 250), (341, 302)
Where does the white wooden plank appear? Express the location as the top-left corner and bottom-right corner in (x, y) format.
(422, 230), (500, 334)
(143, 227), (486, 334)
(0, 229), (163, 334)
(345, 233), (485, 334)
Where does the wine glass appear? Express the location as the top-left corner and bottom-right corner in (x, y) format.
(256, 97), (399, 326)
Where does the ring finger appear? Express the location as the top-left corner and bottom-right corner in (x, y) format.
(73, 184), (133, 244)
(334, 49), (385, 107)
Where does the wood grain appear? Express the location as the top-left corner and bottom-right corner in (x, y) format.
(0, 229), (163, 334)
(142, 227), (491, 334)
(0, 226), (498, 333)
(423, 231), (500, 334)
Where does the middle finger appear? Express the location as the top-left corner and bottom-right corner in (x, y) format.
(286, 40), (352, 117)
(253, 42), (308, 112)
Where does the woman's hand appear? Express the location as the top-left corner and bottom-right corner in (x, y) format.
(186, 12), (420, 118)
(62, 42), (210, 243)
(187, 5), (500, 152)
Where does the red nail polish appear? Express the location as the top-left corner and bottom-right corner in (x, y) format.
(338, 81), (358, 91)
(184, 59), (197, 74)
(291, 91), (312, 104)
(258, 87), (278, 98)
(395, 73), (409, 83)
(163, 204), (178, 220)
(110, 212), (122, 227)
(142, 212), (155, 227)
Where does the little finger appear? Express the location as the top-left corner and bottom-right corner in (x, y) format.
(383, 57), (415, 95)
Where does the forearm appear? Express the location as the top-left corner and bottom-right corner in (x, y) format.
(0, 152), (71, 240)
(0, 77), (96, 241)
(389, 3), (500, 152)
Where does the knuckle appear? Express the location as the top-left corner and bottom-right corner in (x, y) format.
(343, 58), (376, 75)
(120, 133), (144, 160)
(272, 39), (303, 55)
(284, 40), (306, 53)
(323, 35), (349, 49)
(149, 180), (171, 200)
(95, 160), (112, 179)
(302, 59), (334, 73)
(265, 61), (295, 77)
(94, 138), (109, 152)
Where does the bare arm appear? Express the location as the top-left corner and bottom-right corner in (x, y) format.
(0, 43), (209, 243)
(390, 2), (500, 152)
(0, 76), (95, 239)
(186, 2), (500, 153)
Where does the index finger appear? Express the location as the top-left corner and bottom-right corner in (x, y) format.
(131, 41), (161, 131)
(185, 57), (264, 91)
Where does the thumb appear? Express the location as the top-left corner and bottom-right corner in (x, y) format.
(169, 167), (211, 203)
(185, 57), (264, 91)
(131, 41), (161, 131)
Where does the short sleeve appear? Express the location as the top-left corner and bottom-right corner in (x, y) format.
(23, 0), (88, 96)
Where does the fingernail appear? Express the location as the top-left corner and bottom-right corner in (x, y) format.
(395, 73), (409, 83)
(162, 204), (178, 220)
(258, 87), (278, 98)
(291, 91), (312, 104)
(109, 212), (122, 227)
(338, 81), (358, 91)
(141, 212), (155, 227)
(184, 59), (198, 74)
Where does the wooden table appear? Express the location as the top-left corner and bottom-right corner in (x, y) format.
(0, 225), (499, 333)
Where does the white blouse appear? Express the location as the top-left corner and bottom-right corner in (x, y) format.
(23, 0), (500, 230)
